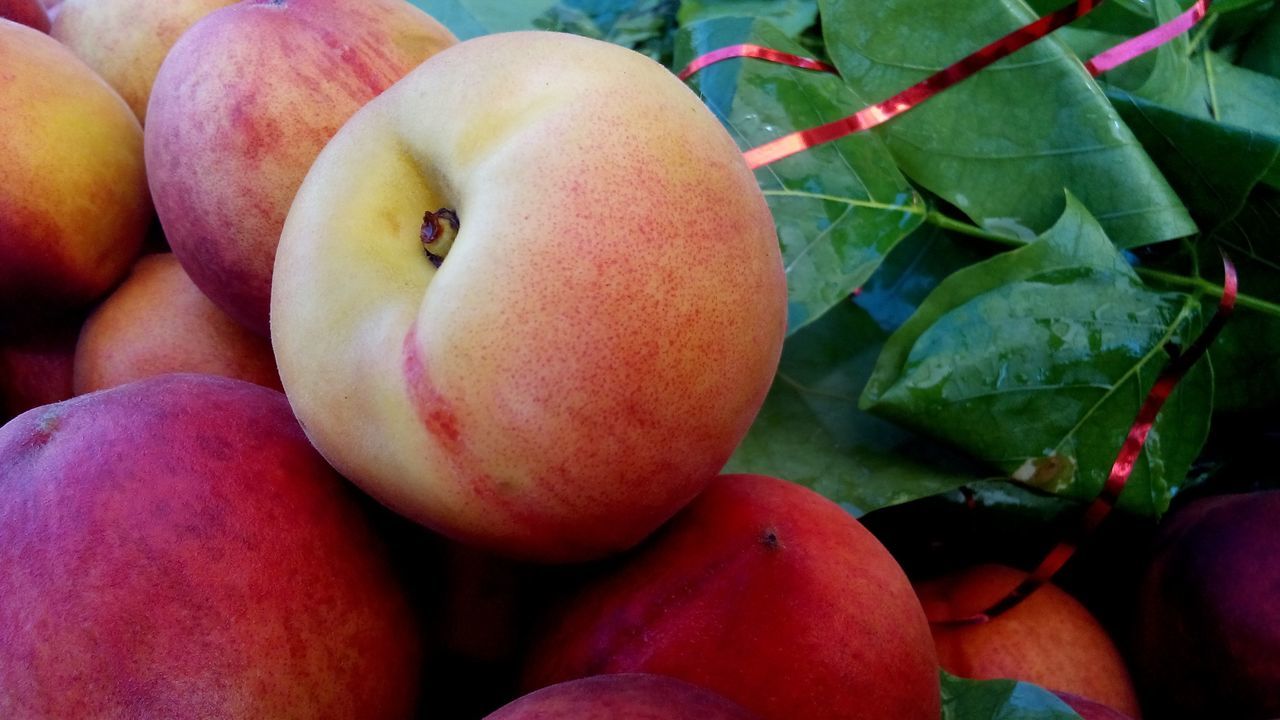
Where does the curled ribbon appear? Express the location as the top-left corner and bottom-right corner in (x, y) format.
(934, 253), (1237, 626)
(677, 44), (835, 81)
(679, 0), (1214, 170)
(679, 0), (1229, 622)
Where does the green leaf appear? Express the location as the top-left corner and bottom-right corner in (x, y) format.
(1025, 0), (1165, 35)
(675, 17), (927, 333)
(535, 0), (681, 64)
(941, 672), (1085, 720)
(862, 196), (1213, 516)
(727, 225), (995, 516)
(1132, 53), (1280, 189)
(1104, 85), (1280, 231)
(1056, 10), (1280, 228)
(1209, 189), (1280, 411)
(409, 0), (553, 39)
(677, 0), (818, 36)
(819, 0), (1197, 248)
(1240, 2), (1280, 79)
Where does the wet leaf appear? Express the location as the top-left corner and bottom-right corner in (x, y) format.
(675, 17), (926, 333)
(862, 196), (1213, 516)
(819, 0), (1197, 247)
(727, 225), (995, 516)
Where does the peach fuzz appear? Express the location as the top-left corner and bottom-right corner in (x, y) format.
(0, 0), (49, 31)
(521, 474), (941, 720)
(271, 31), (787, 562)
(0, 20), (148, 320)
(0, 374), (422, 718)
(74, 253), (281, 393)
(51, 0), (237, 122)
(144, 0), (457, 336)
(916, 564), (1140, 718)
(486, 675), (762, 720)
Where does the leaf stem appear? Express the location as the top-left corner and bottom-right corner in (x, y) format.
(760, 188), (1026, 248)
(924, 212), (1025, 247)
(1185, 13), (1218, 57)
(1203, 50), (1221, 121)
(1137, 267), (1280, 317)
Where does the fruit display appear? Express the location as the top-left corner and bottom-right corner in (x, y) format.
(3, 1), (1279, 718)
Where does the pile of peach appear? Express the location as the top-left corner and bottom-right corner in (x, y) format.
(2, 1), (1276, 718)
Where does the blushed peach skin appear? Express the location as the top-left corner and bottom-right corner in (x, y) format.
(145, 0), (457, 336)
(51, 0), (237, 122)
(916, 564), (1141, 718)
(486, 675), (762, 720)
(0, 0), (49, 31)
(0, 20), (148, 320)
(522, 475), (941, 720)
(0, 375), (422, 718)
(74, 253), (282, 393)
(271, 32), (788, 562)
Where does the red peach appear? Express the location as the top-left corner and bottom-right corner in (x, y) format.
(51, 0), (237, 122)
(486, 674), (762, 720)
(0, 0), (49, 31)
(1134, 490), (1280, 719)
(0, 20), (148, 320)
(0, 313), (79, 422)
(73, 253), (282, 393)
(523, 474), (941, 720)
(0, 374), (422, 718)
(1056, 691), (1135, 720)
(144, 0), (456, 335)
(916, 564), (1140, 718)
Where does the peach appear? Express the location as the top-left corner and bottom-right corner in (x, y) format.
(916, 564), (1140, 718)
(486, 674), (761, 719)
(1056, 692), (1135, 720)
(1134, 490), (1280, 719)
(0, 20), (148, 320)
(0, 374), (422, 718)
(0, 0), (49, 31)
(522, 474), (941, 720)
(51, 0), (237, 122)
(144, 0), (456, 335)
(73, 253), (281, 393)
(271, 31), (787, 561)
(0, 313), (79, 422)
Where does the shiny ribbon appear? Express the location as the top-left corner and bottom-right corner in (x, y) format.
(677, 44), (835, 81)
(935, 253), (1237, 626)
(1085, 0), (1211, 76)
(678, 0), (1230, 623)
(678, 0), (1214, 170)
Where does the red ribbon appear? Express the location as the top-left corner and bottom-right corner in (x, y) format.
(1085, 0), (1210, 76)
(679, 0), (1214, 170)
(934, 253), (1238, 626)
(677, 0), (1228, 624)
(676, 44), (835, 81)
